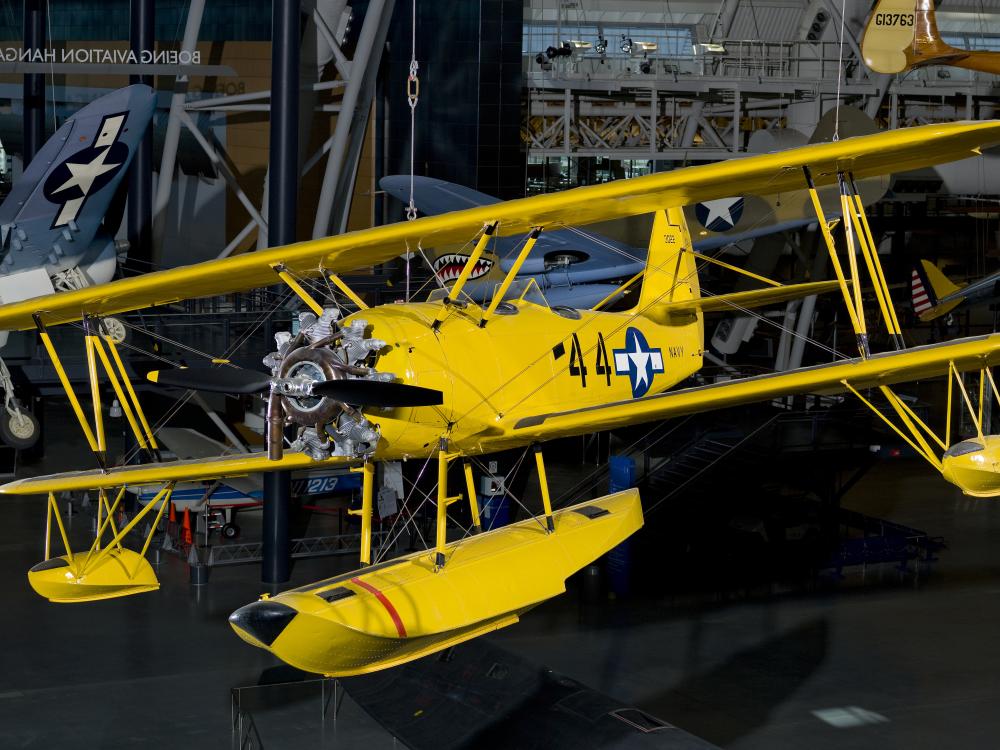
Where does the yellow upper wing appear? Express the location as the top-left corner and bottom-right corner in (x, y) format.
(511, 333), (1000, 440)
(2, 120), (999, 331)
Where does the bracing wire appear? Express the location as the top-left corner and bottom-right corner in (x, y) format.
(833, 0), (848, 140)
(404, 0), (420, 302)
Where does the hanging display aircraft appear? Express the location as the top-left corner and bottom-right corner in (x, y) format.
(0, 84), (155, 449)
(6, 121), (1000, 679)
(911, 259), (1000, 322)
(862, 0), (1000, 75)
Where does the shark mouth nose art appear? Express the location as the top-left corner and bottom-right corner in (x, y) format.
(432, 253), (494, 283)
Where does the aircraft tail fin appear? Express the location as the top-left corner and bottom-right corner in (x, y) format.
(636, 207), (701, 323)
(0, 84), (156, 276)
(913, 260), (963, 321)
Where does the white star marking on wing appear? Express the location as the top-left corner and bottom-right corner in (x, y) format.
(700, 197), (740, 228)
(52, 148), (121, 197)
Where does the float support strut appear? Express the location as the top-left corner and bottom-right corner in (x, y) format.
(533, 444), (555, 533)
(350, 461), (375, 565)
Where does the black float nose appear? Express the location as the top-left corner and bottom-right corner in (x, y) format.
(229, 600), (298, 646)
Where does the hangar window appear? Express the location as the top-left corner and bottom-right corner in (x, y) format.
(943, 34), (1000, 52)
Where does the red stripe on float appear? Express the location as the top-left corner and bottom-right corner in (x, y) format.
(351, 577), (407, 637)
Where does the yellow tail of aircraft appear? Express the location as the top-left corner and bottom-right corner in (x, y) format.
(912, 259), (964, 321)
(863, 0), (1000, 75)
(636, 207), (700, 318)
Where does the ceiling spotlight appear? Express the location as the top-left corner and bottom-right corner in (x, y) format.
(546, 43), (572, 59)
(640, 60), (652, 74)
(620, 35), (633, 55)
(596, 36), (607, 55)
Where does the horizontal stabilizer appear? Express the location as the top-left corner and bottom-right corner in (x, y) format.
(666, 279), (843, 316)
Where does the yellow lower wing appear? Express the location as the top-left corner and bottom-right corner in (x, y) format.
(0, 451), (356, 495)
(514, 333), (1000, 438)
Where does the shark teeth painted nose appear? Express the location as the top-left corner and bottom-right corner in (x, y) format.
(229, 600), (298, 646)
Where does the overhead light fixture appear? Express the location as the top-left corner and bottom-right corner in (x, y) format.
(694, 42), (727, 54)
(564, 39), (592, 51)
(620, 35), (633, 55)
(596, 35), (607, 54)
(546, 42), (573, 59)
(636, 41), (658, 53)
(640, 60), (652, 74)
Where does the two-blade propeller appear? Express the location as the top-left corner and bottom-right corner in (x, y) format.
(147, 367), (444, 407)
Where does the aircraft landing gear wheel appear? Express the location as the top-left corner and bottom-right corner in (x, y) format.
(0, 409), (39, 450)
(101, 317), (128, 344)
(222, 523), (240, 539)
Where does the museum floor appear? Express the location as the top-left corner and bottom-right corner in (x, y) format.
(2, 413), (999, 749)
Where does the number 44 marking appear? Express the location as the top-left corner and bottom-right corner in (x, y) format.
(569, 332), (612, 388)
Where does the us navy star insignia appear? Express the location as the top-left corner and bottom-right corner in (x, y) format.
(695, 196), (744, 232)
(43, 112), (129, 228)
(613, 327), (665, 398)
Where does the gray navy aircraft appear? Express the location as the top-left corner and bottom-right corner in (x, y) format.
(0, 84), (155, 449)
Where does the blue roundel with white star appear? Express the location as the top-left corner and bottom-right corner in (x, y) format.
(42, 112), (130, 229)
(695, 196), (744, 232)
(613, 327), (665, 399)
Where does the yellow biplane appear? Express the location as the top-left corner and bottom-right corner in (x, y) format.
(8, 120), (1000, 677)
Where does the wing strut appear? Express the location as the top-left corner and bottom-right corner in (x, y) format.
(96, 318), (160, 457)
(435, 438), (465, 568)
(34, 314), (105, 470)
(480, 227), (542, 327)
(846, 173), (904, 349)
(803, 166), (869, 356)
(432, 221), (498, 331)
(87, 316), (160, 461)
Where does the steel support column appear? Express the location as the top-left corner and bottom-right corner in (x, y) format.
(152, 0), (206, 254)
(22, 0), (45, 166)
(128, 0), (155, 266)
(313, 0), (393, 237)
(262, 471), (291, 584)
(262, 0), (301, 585)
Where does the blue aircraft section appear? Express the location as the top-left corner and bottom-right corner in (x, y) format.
(0, 84), (156, 279)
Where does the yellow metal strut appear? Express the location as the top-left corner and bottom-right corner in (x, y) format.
(432, 221), (498, 331)
(349, 461), (375, 565)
